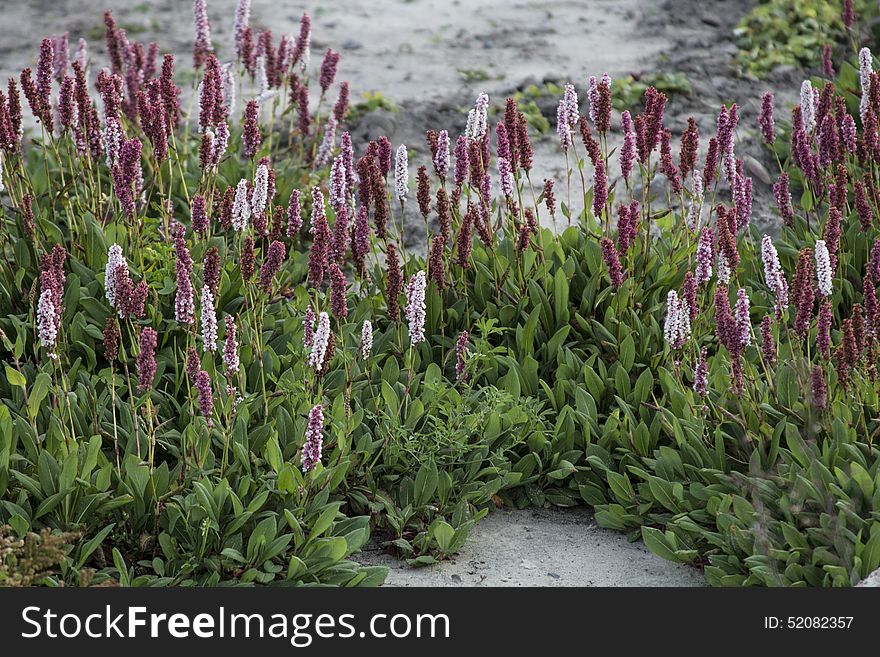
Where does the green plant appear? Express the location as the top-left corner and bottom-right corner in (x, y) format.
(734, 0), (875, 78)
(611, 72), (692, 111)
(347, 91), (400, 122)
(348, 382), (549, 562)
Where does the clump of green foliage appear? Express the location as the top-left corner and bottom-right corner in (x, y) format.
(611, 72), (692, 111)
(734, 0), (873, 78)
(347, 91), (400, 122)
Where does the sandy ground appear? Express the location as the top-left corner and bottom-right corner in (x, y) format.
(856, 568), (880, 586)
(0, 1), (811, 585)
(358, 507), (705, 586)
(0, 0), (668, 102)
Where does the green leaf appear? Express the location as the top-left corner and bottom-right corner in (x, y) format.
(861, 530), (880, 576)
(4, 366), (26, 389)
(618, 335), (635, 372)
(413, 462), (439, 507)
(76, 524), (115, 569)
(800, 186), (813, 212)
(308, 506), (338, 541)
(27, 372), (52, 419)
(431, 520), (455, 553)
(553, 268), (570, 324)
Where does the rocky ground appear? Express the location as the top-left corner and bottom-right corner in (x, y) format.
(0, 0), (814, 585)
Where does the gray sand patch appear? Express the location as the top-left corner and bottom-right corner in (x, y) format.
(359, 507), (705, 586)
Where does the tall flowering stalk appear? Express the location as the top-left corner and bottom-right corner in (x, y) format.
(301, 404), (324, 472)
(394, 144), (408, 201)
(801, 80), (817, 133)
(203, 248), (221, 295)
(693, 347), (708, 397)
(773, 172), (794, 227)
(200, 286), (218, 352)
(760, 235), (789, 317)
(815, 240), (833, 297)
(686, 171), (703, 230)
(303, 305), (316, 350)
(434, 129), (450, 180)
(360, 320), (373, 359)
(466, 92), (489, 141)
(315, 116), (337, 166)
(136, 328), (158, 392)
(352, 206), (371, 275)
(619, 111), (635, 183)
(811, 365), (827, 410)
(760, 315), (776, 364)
(223, 316), (240, 375)
(258, 240), (286, 292)
(232, 179), (250, 231)
(252, 163), (269, 216)
(192, 0), (213, 67)
(37, 288), (58, 357)
(592, 160), (608, 221)
(663, 290), (690, 349)
(308, 311), (331, 371)
(104, 244), (127, 310)
(329, 263), (348, 319)
(556, 98), (572, 151)
(234, 0), (252, 62)
(793, 248), (815, 338)
(192, 194), (208, 235)
(600, 237), (623, 288)
(319, 49), (340, 93)
(759, 92), (775, 145)
(308, 187), (330, 287)
(287, 189), (302, 237)
(194, 369), (214, 427)
(695, 228), (713, 285)
(386, 243), (403, 321)
(243, 99), (260, 159)
(428, 234), (446, 289)
(734, 289), (751, 348)
(174, 230), (195, 324)
(405, 270), (427, 346)
(679, 118), (699, 177)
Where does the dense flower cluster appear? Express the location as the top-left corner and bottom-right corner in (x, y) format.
(301, 404), (324, 472)
(223, 315), (240, 375)
(136, 327), (158, 392)
(360, 320), (373, 360)
(200, 286), (218, 352)
(406, 270), (427, 346)
(174, 229), (195, 324)
(663, 290), (690, 350)
(308, 311), (331, 371)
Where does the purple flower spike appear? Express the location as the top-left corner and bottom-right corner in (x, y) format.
(302, 404), (324, 472)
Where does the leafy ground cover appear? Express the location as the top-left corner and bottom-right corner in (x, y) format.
(1, 1), (879, 587)
(735, 0), (876, 78)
